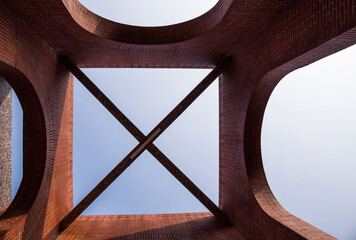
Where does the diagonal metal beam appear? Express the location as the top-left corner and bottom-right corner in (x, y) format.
(145, 144), (231, 225)
(60, 55), (231, 225)
(59, 55), (232, 231)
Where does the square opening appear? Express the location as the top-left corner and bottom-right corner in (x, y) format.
(73, 68), (219, 215)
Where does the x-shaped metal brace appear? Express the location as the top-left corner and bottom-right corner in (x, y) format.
(59, 55), (232, 231)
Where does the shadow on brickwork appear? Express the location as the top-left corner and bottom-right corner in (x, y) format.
(108, 233), (196, 240)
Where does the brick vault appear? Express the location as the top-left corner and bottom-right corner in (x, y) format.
(0, 0), (355, 239)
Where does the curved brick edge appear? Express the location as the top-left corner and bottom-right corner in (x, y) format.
(245, 28), (356, 239)
(243, 26), (356, 240)
(61, 0), (233, 45)
(0, 62), (47, 239)
(0, 0), (355, 239)
(219, 1), (356, 239)
(0, 3), (73, 238)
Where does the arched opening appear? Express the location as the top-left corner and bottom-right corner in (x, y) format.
(0, 77), (22, 211)
(0, 66), (46, 221)
(78, 0), (219, 27)
(261, 44), (356, 240)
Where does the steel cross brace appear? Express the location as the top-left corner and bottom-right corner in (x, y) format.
(59, 55), (232, 231)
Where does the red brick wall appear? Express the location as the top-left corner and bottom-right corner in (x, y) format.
(220, 0), (355, 239)
(0, 0), (355, 239)
(0, 3), (73, 239)
(58, 213), (242, 240)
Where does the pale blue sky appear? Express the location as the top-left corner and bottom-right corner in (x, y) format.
(73, 69), (218, 214)
(262, 44), (356, 240)
(9, 1), (356, 239)
(78, 0), (218, 26)
(11, 90), (22, 199)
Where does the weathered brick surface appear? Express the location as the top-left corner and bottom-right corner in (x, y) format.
(0, 0), (355, 239)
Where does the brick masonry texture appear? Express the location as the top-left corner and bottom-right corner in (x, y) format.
(0, 77), (11, 210)
(0, 0), (355, 239)
(58, 56), (231, 230)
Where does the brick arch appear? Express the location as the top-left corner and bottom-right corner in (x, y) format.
(0, 62), (47, 227)
(0, 0), (355, 239)
(244, 34), (356, 239)
(62, 0), (233, 45)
